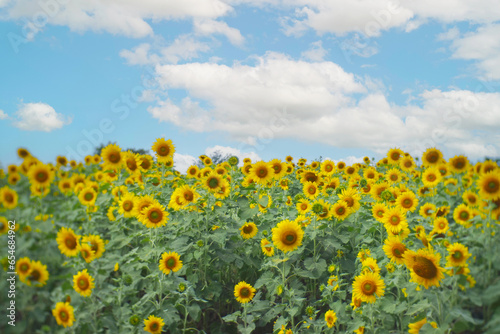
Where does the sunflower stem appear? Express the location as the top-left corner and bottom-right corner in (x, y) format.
(243, 302), (248, 330)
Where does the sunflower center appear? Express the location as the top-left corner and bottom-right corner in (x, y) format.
(344, 198), (354, 207)
(29, 270), (40, 281)
(393, 245), (405, 258)
(452, 251), (463, 260)
(243, 225), (253, 234)
(78, 278), (89, 289)
(455, 161), (464, 169)
(123, 201), (133, 211)
(427, 174), (436, 182)
(127, 160), (137, 170)
(84, 192), (94, 201)
(20, 264), (29, 272)
(240, 287), (250, 297)
(150, 323), (159, 331)
(166, 258), (175, 268)
(427, 152), (439, 163)
(109, 153), (120, 163)
(377, 210), (384, 217)
(141, 159), (151, 170)
(208, 177), (219, 189)
(273, 165), (282, 173)
(36, 171), (48, 182)
(60, 310), (68, 320)
(283, 232), (297, 245)
(149, 210), (162, 223)
(438, 222), (446, 229)
(362, 282), (376, 295)
(65, 237), (77, 249)
(5, 194), (13, 202)
(184, 191), (194, 201)
(308, 186), (316, 194)
(390, 216), (400, 225)
(325, 165), (333, 172)
(257, 168), (267, 177)
(403, 199), (412, 207)
(158, 145), (170, 156)
(413, 256), (438, 279)
(459, 211), (469, 220)
(391, 153), (400, 160)
(390, 174), (398, 181)
(336, 207), (345, 215)
(487, 180), (499, 193)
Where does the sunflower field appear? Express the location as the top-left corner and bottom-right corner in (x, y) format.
(1, 139), (500, 334)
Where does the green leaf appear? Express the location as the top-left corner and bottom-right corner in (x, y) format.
(406, 300), (431, 315)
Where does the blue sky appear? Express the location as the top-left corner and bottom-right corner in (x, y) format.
(1, 0), (500, 172)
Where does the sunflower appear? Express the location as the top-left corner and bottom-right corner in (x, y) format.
(78, 186), (97, 207)
(404, 249), (445, 289)
(446, 243), (470, 267)
(453, 204), (472, 227)
(302, 181), (320, 200)
(118, 193), (137, 218)
(422, 167), (442, 188)
(419, 202), (436, 218)
(139, 202), (169, 229)
(370, 182), (389, 201)
(16, 257), (32, 283)
(383, 236), (407, 265)
(123, 151), (141, 174)
(52, 302), (75, 328)
(144, 315), (165, 334)
(386, 148), (404, 164)
(28, 163), (54, 188)
(78, 243), (96, 263)
(268, 159), (286, 179)
(409, 318), (437, 334)
(26, 260), (49, 286)
(260, 238), (274, 256)
(240, 222), (258, 239)
(159, 252), (183, 275)
(0, 186), (18, 210)
(203, 171), (223, 192)
(372, 202), (388, 222)
(151, 138), (175, 163)
(386, 168), (402, 184)
(331, 200), (350, 221)
(421, 148), (443, 167)
(338, 188), (361, 213)
(73, 269), (95, 297)
(17, 147), (31, 159)
(81, 235), (105, 259)
(400, 156), (416, 172)
(477, 170), (500, 201)
(325, 310), (337, 328)
(396, 191), (418, 212)
(313, 199), (332, 220)
(462, 190), (479, 207)
(361, 257), (381, 274)
(234, 281), (256, 304)
(58, 179), (73, 195)
(321, 160), (336, 174)
(432, 217), (449, 235)
(56, 227), (81, 257)
(101, 143), (123, 169)
(352, 271), (385, 303)
(383, 207), (408, 234)
(449, 155), (469, 174)
(272, 219), (304, 253)
(249, 161), (274, 185)
(214, 180), (231, 200)
(134, 195), (157, 217)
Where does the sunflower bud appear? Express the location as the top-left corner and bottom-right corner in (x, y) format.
(197, 240), (204, 247)
(312, 203), (323, 214)
(129, 315), (140, 326)
(228, 156), (239, 166)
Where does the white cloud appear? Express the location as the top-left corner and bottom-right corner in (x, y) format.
(437, 27), (460, 41)
(335, 156), (366, 165)
(0, 109), (8, 120)
(12, 102), (71, 132)
(301, 40), (327, 62)
(193, 19), (244, 46)
(120, 36), (211, 66)
(4, 0), (232, 39)
(173, 153), (198, 174)
(144, 52), (500, 160)
(449, 24), (500, 80)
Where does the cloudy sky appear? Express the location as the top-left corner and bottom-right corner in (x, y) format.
(1, 0), (499, 172)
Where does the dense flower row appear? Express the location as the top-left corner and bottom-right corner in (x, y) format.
(0, 141), (499, 333)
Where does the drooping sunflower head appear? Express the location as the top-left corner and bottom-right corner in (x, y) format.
(383, 236), (407, 265)
(78, 243), (96, 263)
(73, 269), (95, 297)
(159, 251), (183, 275)
(234, 281), (256, 304)
(260, 238), (275, 257)
(272, 219), (304, 253)
(404, 249), (444, 289)
(56, 227), (81, 257)
(17, 147), (31, 159)
(240, 222), (258, 239)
